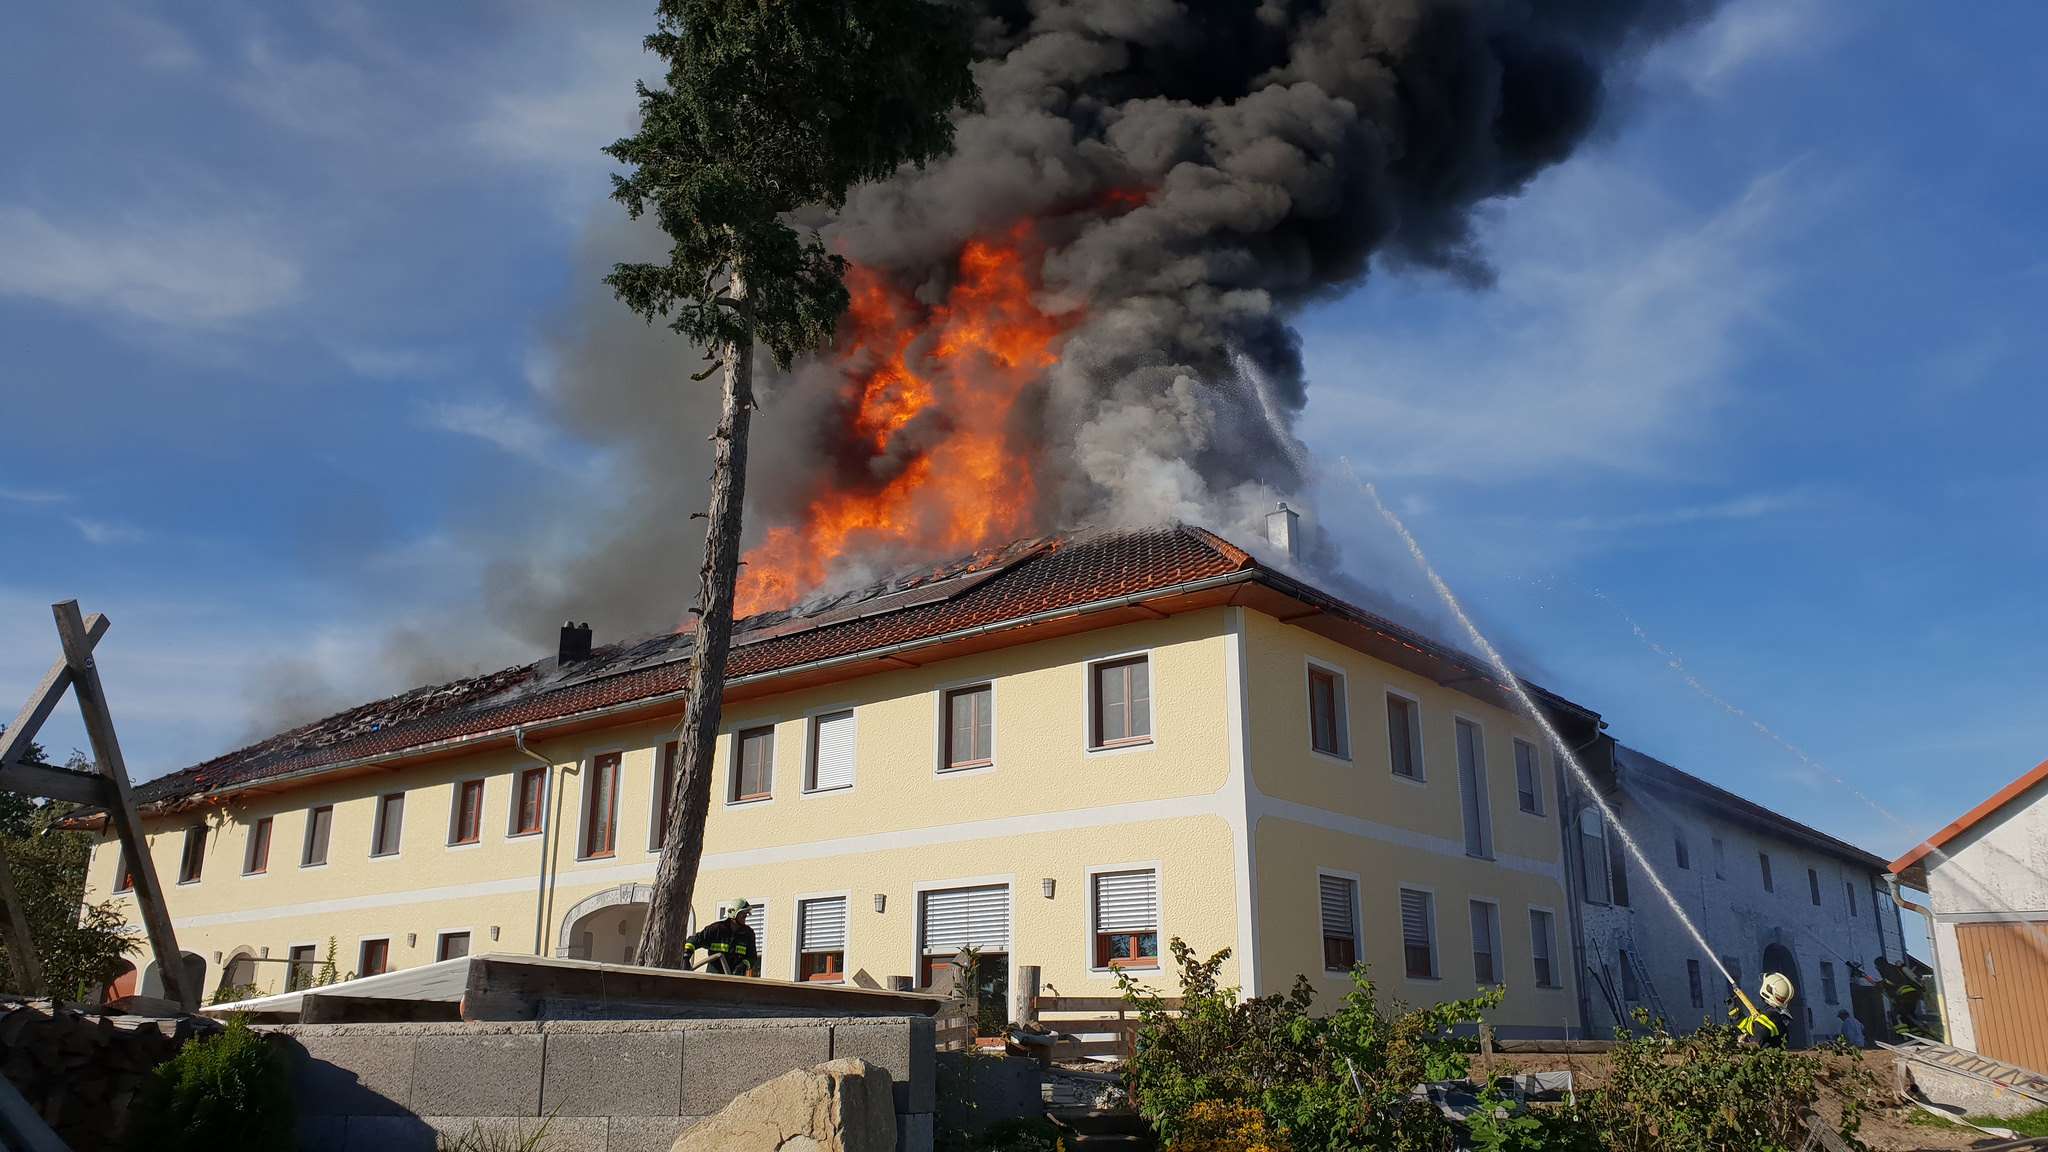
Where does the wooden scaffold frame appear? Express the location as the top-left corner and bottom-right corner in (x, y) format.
(0, 600), (189, 1008)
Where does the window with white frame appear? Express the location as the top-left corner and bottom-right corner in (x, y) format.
(1579, 809), (1611, 904)
(1821, 961), (1838, 1005)
(437, 931), (471, 962)
(303, 805), (333, 867)
(1514, 739), (1542, 814)
(918, 885), (1009, 987)
(1470, 900), (1501, 986)
(1845, 880), (1857, 917)
(1529, 908), (1556, 987)
(1759, 851), (1774, 892)
(1712, 836), (1726, 879)
(1386, 692), (1423, 780)
(1808, 867), (1822, 906)
(1455, 719), (1492, 858)
(731, 727), (774, 802)
(798, 897), (847, 982)
(1090, 656), (1152, 748)
(583, 752), (621, 857)
(807, 710), (855, 793)
(1675, 832), (1691, 871)
(1092, 869), (1159, 969)
(178, 825), (207, 883)
(1307, 664), (1348, 758)
(1400, 888), (1437, 979)
(371, 793), (405, 857)
(1320, 874), (1359, 971)
(942, 684), (993, 771)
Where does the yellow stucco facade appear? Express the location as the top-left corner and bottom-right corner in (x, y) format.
(87, 603), (1578, 1033)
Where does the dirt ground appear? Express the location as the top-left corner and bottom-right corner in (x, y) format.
(1478, 1049), (2019, 1151)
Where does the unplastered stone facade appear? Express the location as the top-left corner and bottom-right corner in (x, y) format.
(274, 1015), (934, 1152)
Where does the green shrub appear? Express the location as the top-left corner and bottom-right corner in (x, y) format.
(437, 1116), (557, 1151)
(1123, 939), (1497, 1152)
(129, 1016), (294, 1151)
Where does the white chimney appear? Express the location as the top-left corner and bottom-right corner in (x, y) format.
(1266, 501), (1301, 561)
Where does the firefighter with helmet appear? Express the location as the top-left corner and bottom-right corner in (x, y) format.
(1730, 972), (1796, 1048)
(685, 898), (760, 976)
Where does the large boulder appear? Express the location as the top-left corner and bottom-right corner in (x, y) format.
(672, 1057), (896, 1152)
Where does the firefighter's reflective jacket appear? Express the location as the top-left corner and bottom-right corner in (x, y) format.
(686, 918), (760, 976)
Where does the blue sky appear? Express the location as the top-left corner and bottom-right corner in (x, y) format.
(3, 3), (2043, 950)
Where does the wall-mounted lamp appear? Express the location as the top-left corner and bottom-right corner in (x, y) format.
(406, 933), (418, 948)
(1041, 878), (1056, 899)
(873, 893), (887, 914)
(211, 951), (222, 964)
(259, 946), (270, 959)
(489, 925), (501, 941)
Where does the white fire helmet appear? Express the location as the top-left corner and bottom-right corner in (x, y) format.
(1759, 972), (1795, 1010)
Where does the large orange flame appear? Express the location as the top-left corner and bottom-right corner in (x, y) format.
(734, 220), (1071, 615)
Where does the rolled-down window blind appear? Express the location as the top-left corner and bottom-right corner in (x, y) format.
(920, 885), (1011, 954)
(810, 711), (855, 791)
(799, 897), (846, 953)
(1092, 870), (1158, 933)
(1320, 875), (1356, 940)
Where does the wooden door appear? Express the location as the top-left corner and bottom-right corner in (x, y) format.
(1956, 922), (2048, 1074)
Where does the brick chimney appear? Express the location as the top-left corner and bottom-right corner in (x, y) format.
(558, 621), (592, 664)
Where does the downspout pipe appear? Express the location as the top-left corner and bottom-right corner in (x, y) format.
(514, 727), (559, 958)
(1888, 875), (1950, 1043)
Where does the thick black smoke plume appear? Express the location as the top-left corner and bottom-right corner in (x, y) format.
(492, 0), (1711, 642)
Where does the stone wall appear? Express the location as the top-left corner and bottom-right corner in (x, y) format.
(276, 1015), (935, 1152)
(0, 998), (214, 1151)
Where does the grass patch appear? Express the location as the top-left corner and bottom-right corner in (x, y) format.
(1906, 1105), (2048, 1135)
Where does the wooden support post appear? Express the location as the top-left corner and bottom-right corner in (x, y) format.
(0, 614), (106, 768)
(0, 846), (43, 994)
(1018, 965), (1041, 1028)
(51, 601), (191, 1010)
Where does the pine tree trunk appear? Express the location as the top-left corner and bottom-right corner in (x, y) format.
(638, 265), (753, 969)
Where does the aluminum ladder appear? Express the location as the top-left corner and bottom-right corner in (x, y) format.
(1880, 1035), (2048, 1109)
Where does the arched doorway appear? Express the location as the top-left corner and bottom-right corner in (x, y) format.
(557, 883), (654, 965)
(102, 960), (138, 1005)
(139, 951), (207, 1009)
(1760, 942), (1810, 1048)
(216, 949), (260, 999)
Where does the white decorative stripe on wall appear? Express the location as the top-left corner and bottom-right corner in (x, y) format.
(1093, 870), (1158, 932)
(921, 885), (1009, 953)
(799, 897), (847, 952)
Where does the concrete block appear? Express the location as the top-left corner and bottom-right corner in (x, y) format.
(681, 1022), (830, 1115)
(290, 1033), (417, 1116)
(542, 1030), (685, 1117)
(296, 1114), (347, 1152)
(897, 1111), (934, 1152)
(606, 1115), (704, 1152)
(833, 1019), (933, 1114)
(425, 1117), (605, 1152)
(413, 1032), (545, 1117)
(343, 1115), (436, 1152)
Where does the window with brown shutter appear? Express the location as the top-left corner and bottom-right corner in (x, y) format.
(244, 817), (271, 875)
(1386, 693), (1423, 779)
(178, 826), (206, 884)
(651, 741), (679, 848)
(358, 938), (390, 977)
(371, 793), (405, 857)
(303, 805), (333, 867)
(450, 779), (484, 845)
(583, 752), (621, 857)
(512, 767), (546, 836)
(942, 685), (993, 771)
(1090, 657), (1151, 748)
(731, 727), (774, 801)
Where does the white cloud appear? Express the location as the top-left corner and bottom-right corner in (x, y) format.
(0, 204), (301, 327)
(420, 399), (559, 464)
(1656, 0), (1841, 93)
(0, 488), (68, 505)
(70, 517), (146, 546)
(1302, 160), (1801, 481)
(1558, 488), (1823, 533)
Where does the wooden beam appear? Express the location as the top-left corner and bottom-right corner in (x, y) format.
(0, 614), (106, 768)
(51, 601), (191, 1010)
(0, 847), (43, 994)
(0, 758), (110, 806)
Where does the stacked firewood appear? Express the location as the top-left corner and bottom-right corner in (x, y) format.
(0, 997), (215, 1150)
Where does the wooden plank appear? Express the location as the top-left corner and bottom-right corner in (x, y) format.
(0, 758), (110, 806)
(1494, 1039), (1615, 1054)
(1038, 995), (1179, 1013)
(460, 953), (950, 1021)
(0, 848), (42, 993)
(0, 613), (103, 768)
(51, 601), (190, 1010)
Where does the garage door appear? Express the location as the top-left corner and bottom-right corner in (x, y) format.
(1957, 922), (2048, 1074)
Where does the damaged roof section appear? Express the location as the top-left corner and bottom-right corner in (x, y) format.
(116, 522), (1591, 818)
(1613, 744), (1888, 872)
